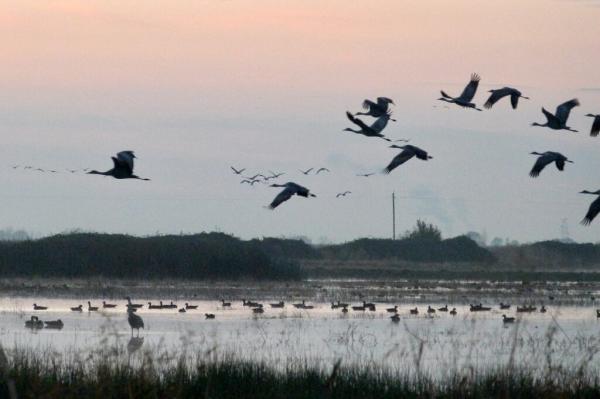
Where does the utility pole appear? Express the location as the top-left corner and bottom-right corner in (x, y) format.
(392, 192), (396, 240)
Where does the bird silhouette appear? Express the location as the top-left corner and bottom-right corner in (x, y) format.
(336, 191), (351, 198)
(299, 168), (313, 175)
(384, 145), (433, 174)
(580, 190), (600, 225)
(585, 114), (600, 137)
(344, 112), (394, 141)
(231, 166), (246, 175)
(484, 87), (529, 109)
(316, 168), (330, 174)
(532, 99), (579, 132)
(356, 173), (374, 177)
(268, 182), (316, 209)
(355, 97), (394, 118)
(127, 308), (144, 337)
(529, 151), (572, 178)
(87, 151), (150, 180)
(438, 73), (482, 111)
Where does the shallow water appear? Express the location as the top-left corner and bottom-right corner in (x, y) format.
(2, 295), (600, 377)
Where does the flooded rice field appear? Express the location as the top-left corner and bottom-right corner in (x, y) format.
(3, 279), (600, 377)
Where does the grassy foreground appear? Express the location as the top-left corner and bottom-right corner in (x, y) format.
(2, 349), (600, 399)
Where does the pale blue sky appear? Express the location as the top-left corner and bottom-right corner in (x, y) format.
(1, 0), (599, 243)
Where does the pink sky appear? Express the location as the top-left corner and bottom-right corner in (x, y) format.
(0, 1), (599, 243)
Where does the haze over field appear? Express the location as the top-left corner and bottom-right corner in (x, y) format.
(1, 0), (600, 242)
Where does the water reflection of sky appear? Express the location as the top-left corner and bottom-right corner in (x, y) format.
(2, 296), (600, 377)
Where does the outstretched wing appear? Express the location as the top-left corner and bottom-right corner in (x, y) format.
(591, 116), (600, 137)
(269, 187), (294, 209)
(362, 99), (377, 111)
(369, 114), (390, 133)
(529, 154), (552, 178)
(484, 89), (509, 109)
(346, 112), (369, 130)
(555, 158), (565, 171)
(509, 90), (521, 109)
(555, 99), (579, 125)
(116, 151), (135, 174)
(458, 73), (480, 103)
(383, 150), (415, 174)
(541, 107), (561, 125)
(582, 197), (600, 225)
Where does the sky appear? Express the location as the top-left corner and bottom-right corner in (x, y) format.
(1, 0), (600, 243)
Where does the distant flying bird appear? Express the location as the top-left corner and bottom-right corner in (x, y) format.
(127, 308), (144, 337)
(336, 191), (351, 198)
(231, 166), (246, 175)
(268, 170), (285, 179)
(299, 168), (313, 175)
(267, 182), (316, 209)
(438, 73), (482, 111)
(484, 87), (529, 109)
(11, 165), (19, 169)
(532, 99), (580, 132)
(355, 97), (394, 118)
(246, 173), (266, 180)
(87, 151), (150, 180)
(580, 190), (600, 225)
(66, 169), (77, 173)
(356, 173), (374, 177)
(585, 114), (600, 137)
(528, 151), (573, 178)
(316, 168), (330, 174)
(344, 112), (394, 141)
(240, 179), (261, 186)
(384, 145), (432, 174)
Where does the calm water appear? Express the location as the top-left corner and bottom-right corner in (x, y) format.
(2, 295), (600, 376)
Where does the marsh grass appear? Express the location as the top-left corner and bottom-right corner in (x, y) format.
(2, 343), (600, 399)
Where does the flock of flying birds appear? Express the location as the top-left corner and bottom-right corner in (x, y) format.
(9, 74), (600, 224)
(232, 73), (600, 223)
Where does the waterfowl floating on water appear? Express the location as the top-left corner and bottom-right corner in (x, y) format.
(44, 320), (64, 329)
(221, 300), (231, 307)
(450, 308), (457, 316)
(410, 307), (419, 315)
(270, 301), (285, 308)
(502, 315), (515, 323)
(88, 301), (99, 312)
(178, 308), (186, 313)
(390, 314), (400, 323)
(71, 304), (83, 312)
(33, 304), (48, 310)
(386, 305), (398, 313)
(438, 305), (448, 312)
(185, 303), (198, 310)
(205, 313), (215, 319)
(499, 303), (511, 310)
(102, 301), (117, 308)
(25, 316), (44, 329)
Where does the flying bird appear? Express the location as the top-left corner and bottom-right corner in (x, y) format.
(299, 168), (313, 175)
(580, 190), (600, 225)
(384, 145), (432, 174)
(484, 87), (529, 109)
(87, 151), (150, 180)
(344, 112), (394, 141)
(268, 171), (285, 179)
(528, 151), (573, 178)
(355, 97), (394, 118)
(240, 179), (261, 186)
(336, 191), (351, 198)
(246, 173), (266, 180)
(267, 182), (316, 209)
(356, 173), (374, 177)
(316, 168), (330, 174)
(231, 166), (246, 175)
(438, 73), (482, 111)
(532, 99), (580, 132)
(585, 114), (600, 137)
